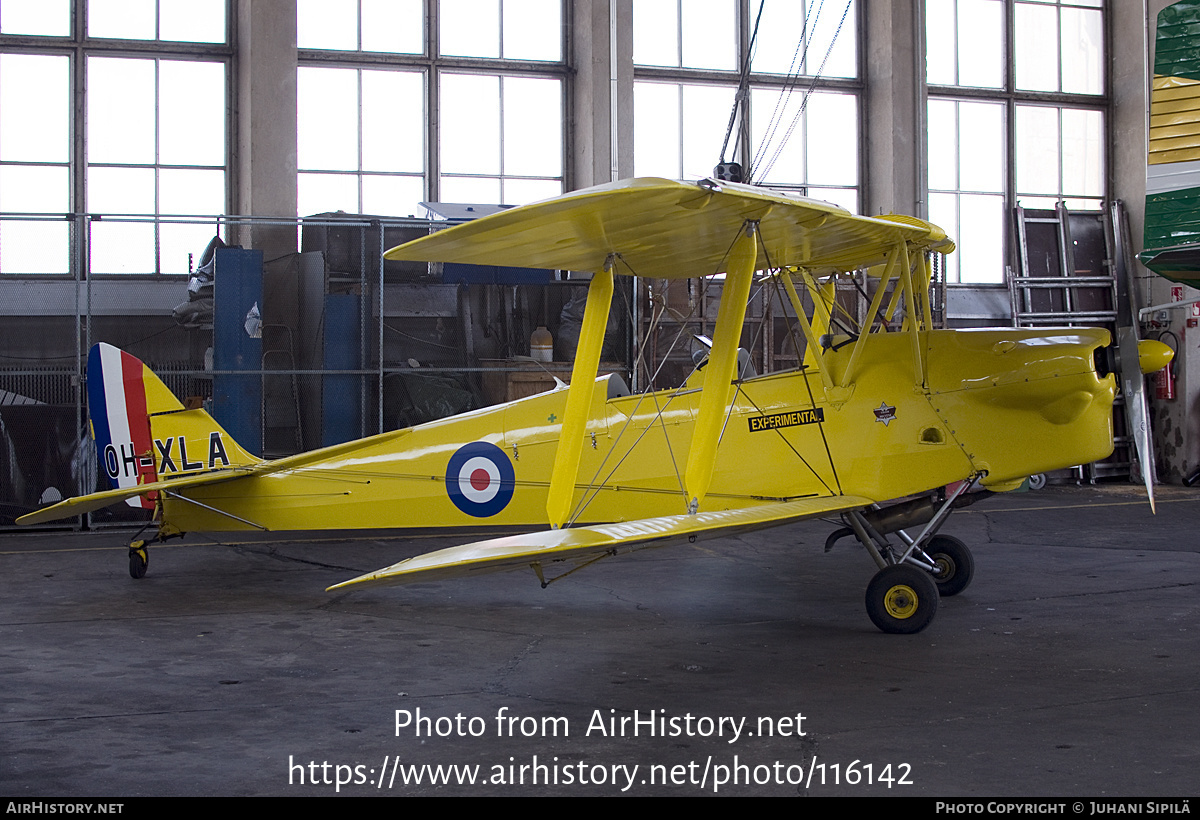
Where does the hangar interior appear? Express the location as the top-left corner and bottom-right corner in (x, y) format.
(0, 0), (1193, 525)
(4, 1), (1200, 799)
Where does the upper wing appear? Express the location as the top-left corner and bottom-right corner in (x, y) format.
(328, 494), (872, 591)
(386, 178), (951, 278)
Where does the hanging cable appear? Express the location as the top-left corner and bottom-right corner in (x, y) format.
(717, 0), (769, 176)
(750, 0), (823, 177)
(750, 0), (853, 185)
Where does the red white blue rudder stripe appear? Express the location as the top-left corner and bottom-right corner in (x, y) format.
(87, 343), (158, 509)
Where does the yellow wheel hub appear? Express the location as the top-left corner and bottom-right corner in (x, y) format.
(883, 584), (919, 619)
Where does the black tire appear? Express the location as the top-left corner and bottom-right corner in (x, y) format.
(926, 534), (974, 597)
(129, 547), (148, 579)
(865, 565), (939, 634)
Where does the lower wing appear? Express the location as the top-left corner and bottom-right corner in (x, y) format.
(328, 494), (872, 591)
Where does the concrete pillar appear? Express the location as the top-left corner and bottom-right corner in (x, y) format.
(862, 0), (922, 218)
(570, 0), (633, 190)
(1111, 1), (1152, 255)
(235, 0), (298, 256)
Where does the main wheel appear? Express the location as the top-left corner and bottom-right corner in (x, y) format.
(865, 565), (939, 634)
(925, 534), (974, 597)
(129, 544), (148, 579)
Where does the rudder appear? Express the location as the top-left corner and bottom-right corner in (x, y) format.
(88, 343), (259, 508)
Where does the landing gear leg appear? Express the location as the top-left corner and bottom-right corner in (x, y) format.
(921, 534), (974, 597)
(839, 476), (982, 632)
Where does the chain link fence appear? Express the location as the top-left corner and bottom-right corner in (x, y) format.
(1, 211), (629, 529)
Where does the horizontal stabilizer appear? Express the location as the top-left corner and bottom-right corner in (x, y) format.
(15, 468), (255, 525)
(328, 494), (872, 591)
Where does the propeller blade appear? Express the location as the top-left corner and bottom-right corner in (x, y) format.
(1117, 327), (1156, 513)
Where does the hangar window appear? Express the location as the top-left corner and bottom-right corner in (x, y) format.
(632, 0), (859, 210)
(440, 0), (562, 62)
(0, 52), (71, 274)
(86, 56), (227, 274)
(297, 0), (566, 211)
(87, 0), (227, 44)
(633, 82), (737, 181)
(747, 0), (856, 78)
(0, 1), (230, 278)
(633, 0), (737, 71)
(925, 0), (1106, 284)
(297, 0), (423, 53)
(297, 67), (426, 217)
(439, 73), (563, 205)
(0, 0), (70, 36)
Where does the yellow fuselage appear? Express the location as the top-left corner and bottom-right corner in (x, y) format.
(163, 327), (1115, 533)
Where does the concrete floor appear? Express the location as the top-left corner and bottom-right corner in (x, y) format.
(1, 485), (1197, 797)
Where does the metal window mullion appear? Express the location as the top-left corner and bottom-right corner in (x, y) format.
(224, 12), (236, 219)
(952, 0), (961, 86)
(1005, 93), (1016, 273)
(1005, 0), (1018, 275)
(499, 74), (506, 201)
(378, 220), (384, 435)
(73, 43), (86, 271)
(676, 82), (684, 180)
(913, 0), (927, 219)
(1057, 106), (1065, 202)
(499, 0), (506, 59)
(735, 0), (751, 173)
(1005, 0), (1016, 95)
(428, 0), (440, 203)
(154, 56), (161, 274)
(1055, 4), (1063, 94)
(71, 0), (87, 498)
(357, 68), (365, 212)
(676, 0), (683, 69)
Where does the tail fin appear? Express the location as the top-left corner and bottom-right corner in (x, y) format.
(88, 343), (259, 508)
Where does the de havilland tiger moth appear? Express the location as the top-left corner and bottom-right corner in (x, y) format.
(16, 178), (1172, 633)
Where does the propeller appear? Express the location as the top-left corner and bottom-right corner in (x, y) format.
(1116, 327), (1173, 513)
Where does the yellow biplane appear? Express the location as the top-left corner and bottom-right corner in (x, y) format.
(17, 178), (1171, 633)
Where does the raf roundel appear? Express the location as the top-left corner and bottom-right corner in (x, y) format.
(445, 442), (516, 518)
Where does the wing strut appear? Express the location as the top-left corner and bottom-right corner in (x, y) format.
(777, 271), (834, 395)
(683, 221), (758, 513)
(546, 256), (616, 529)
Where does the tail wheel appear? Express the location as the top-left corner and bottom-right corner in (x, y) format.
(926, 534), (974, 597)
(129, 543), (148, 579)
(865, 565), (938, 634)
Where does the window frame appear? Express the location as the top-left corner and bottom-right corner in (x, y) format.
(0, 1), (234, 278)
(631, 0), (864, 209)
(296, 0), (571, 213)
(924, 0), (1110, 285)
